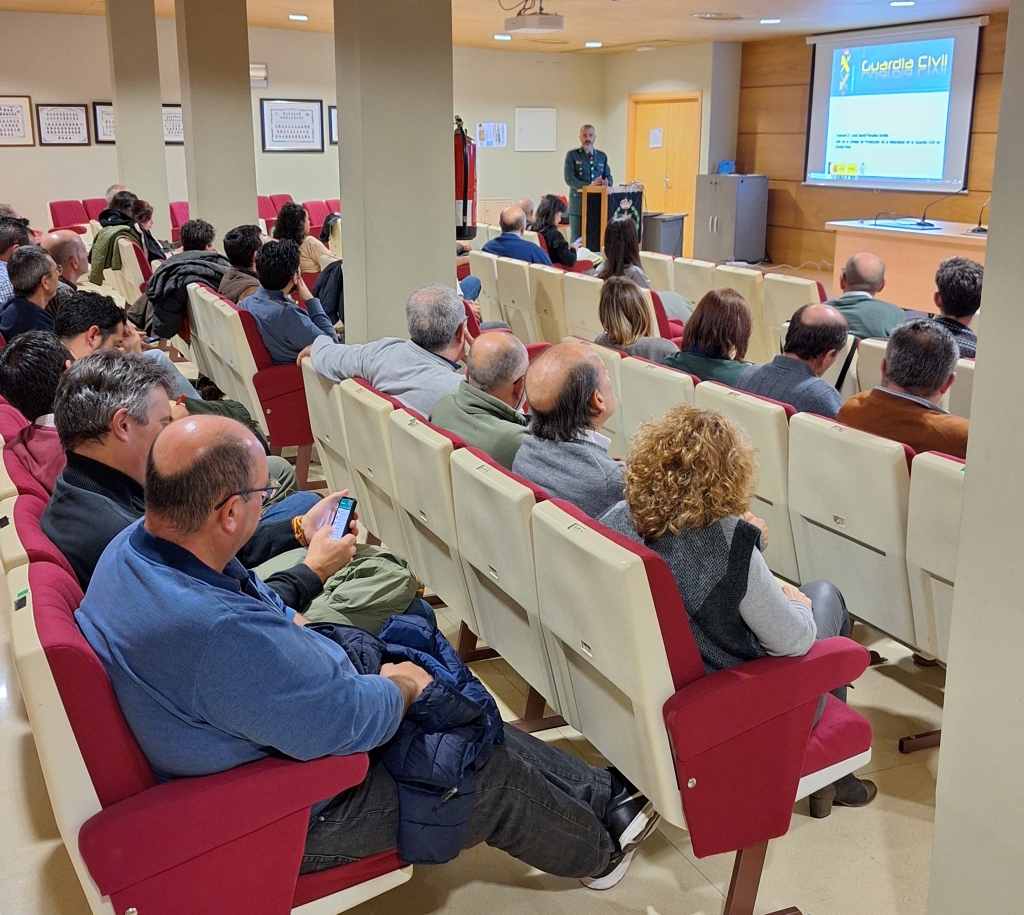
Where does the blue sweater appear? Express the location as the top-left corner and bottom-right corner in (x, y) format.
(0, 296), (54, 342)
(75, 521), (405, 783)
(482, 233), (552, 265)
(240, 286), (338, 365)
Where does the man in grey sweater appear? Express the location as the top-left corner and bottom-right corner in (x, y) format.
(299, 283), (468, 418)
(512, 341), (625, 518)
(736, 303), (848, 419)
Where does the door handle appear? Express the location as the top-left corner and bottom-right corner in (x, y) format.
(709, 215), (714, 234)
(664, 174), (671, 188)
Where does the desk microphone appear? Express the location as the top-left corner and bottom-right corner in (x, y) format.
(915, 191), (960, 228)
(968, 196), (991, 234)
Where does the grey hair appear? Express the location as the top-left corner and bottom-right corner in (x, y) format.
(54, 349), (177, 452)
(467, 337), (528, 394)
(8, 247), (52, 297)
(883, 319), (959, 397)
(405, 283), (466, 353)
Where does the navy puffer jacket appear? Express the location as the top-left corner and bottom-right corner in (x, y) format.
(310, 615), (503, 864)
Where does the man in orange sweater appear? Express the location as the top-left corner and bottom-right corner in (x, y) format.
(837, 319), (968, 459)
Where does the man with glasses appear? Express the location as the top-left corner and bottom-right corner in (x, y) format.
(42, 350), (352, 612)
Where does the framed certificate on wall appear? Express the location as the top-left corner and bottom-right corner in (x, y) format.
(329, 106), (338, 145)
(260, 99), (324, 153)
(93, 102), (116, 144)
(0, 96), (35, 146)
(162, 105), (184, 145)
(38, 104), (91, 145)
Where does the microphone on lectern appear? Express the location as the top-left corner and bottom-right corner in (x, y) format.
(915, 191), (959, 228)
(969, 196), (991, 235)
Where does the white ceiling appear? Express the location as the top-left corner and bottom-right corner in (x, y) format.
(0, 0), (1008, 51)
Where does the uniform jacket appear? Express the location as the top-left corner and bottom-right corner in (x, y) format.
(563, 147), (613, 216)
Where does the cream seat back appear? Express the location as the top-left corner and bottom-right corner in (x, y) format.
(855, 338), (886, 393)
(450, 448), (561, 713)
(672, 257), (716, 305)
(906, 452), (965, 663)
(639, 252), (674, 292)
(522, 229), (541, 247)
(388, 412), (478, 633)
(563, 272), (604, 340)
(338, 379), (409, 557)
(205, 294), (269, 436)
(0, 495), (28, 572)
(532, 499), (686, 826)
(715, 265), (768, 364)
(789, 413), (916, 646)
(300, 357), (354, 496)
(763, 274), (820, 359)
(329, 218), (343, 258)
(101, 267), (134, 304)
(469, 250), (502, 325)
(487, 224), (503, 241)
(619, 357), (695, 443)
(495, 257), (537, 343)
(116, 237), (147, 297)
(948, 357), (974, 419)
(529, 265), (569, 344)
(183, 283), (219, 385)
(695, 382), (801, 583)
(585, 341), (626, 459)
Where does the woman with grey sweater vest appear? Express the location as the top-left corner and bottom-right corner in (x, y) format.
(600, 403), (876, 817)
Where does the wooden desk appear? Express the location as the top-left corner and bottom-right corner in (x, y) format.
(826, 219), (987, 314)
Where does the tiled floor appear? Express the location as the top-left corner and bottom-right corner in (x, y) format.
(0, 440), (944, 915)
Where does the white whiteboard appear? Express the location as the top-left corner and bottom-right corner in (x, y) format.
(515, 107), (556, 151)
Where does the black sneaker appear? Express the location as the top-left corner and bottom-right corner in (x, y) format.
(581, 769), (660, 890)
(581, 848), (636, 890)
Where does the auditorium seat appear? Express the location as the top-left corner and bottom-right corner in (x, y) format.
(618, 356), (695, 444)
(789, 413), (918, 648)
(48, 199), (90, 230)
(495, 257), (537, 343)
(270, 193), (294, 213)
(562, 272), (604, 340)
(302, 200), (330, 238)
(116, 237), (152, 296)
(169, 201), (190, 244)
(584, 339), (627, 459)
(257, 195), (278, 232)
(10, 560), (412, 915)
(639, 252), (674, 292)
(300, 357), (355, 496)
(82, 198), (106, 221)
(0, 493), (73, 575)
(715, 265), (768, 364)
(763, 274), (820, 359)
(327, 197), (341, 213)
(450, 447), (564, 727)
(948, 357), (974, 419)
(855, 337), (887, 392)
(672, 257), (716, 305)
(329, 217), (343, 258)
(468, 250), (502, 324)
(337, 378), (411, 557)
(642, 288), (683, 343)
(907, 452), (965, 663)
(388, 411), (481, 635)
(531, 498), (872, 912)
(486, 224), (502, 241)
(819, 331), (859, 401)
(694, 382), (801, 584)
(522, 229), (541, 247)
(529, 264), (569, 344)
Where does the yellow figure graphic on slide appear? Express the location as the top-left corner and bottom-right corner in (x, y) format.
(839, 50), (851, 93)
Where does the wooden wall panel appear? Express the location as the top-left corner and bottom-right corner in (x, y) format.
(738, 11), (1006, 269)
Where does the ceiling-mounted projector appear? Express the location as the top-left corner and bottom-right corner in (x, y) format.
(505, 12), (565, 33)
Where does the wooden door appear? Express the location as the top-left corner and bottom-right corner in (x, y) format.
(628, 93), (702, 256)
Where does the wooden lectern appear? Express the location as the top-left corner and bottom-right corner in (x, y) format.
(581, 185), (644, 251)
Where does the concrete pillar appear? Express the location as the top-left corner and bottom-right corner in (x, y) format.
(333, 0), (456, 343)
(106, 0), (171, 239)
(174, 0), (258, 238)
(927, 2), (1024, 911)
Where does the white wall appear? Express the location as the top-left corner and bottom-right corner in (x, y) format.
(0, 10), (740, 234)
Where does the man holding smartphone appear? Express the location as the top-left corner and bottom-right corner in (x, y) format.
(564, 124), (613, 243)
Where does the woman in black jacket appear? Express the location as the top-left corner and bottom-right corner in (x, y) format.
(533, 194), (579, 268)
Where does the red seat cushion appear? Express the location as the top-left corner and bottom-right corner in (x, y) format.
(302, 200), (331, 237)
(5, 493), (76, 576)
(271, 194), (294, 213)
(50, 200), (90, 228)
(83, 198), (107, 220)
(801, 694), (873, 775)
(463, 299), (480, 337)
(326, 198), (341, 214)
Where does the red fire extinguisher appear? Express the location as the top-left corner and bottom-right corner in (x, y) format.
(455, 115), (477, 241)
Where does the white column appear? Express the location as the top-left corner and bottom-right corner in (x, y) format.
(927, 2), (1024, 911)
(106, 0), (171, 238)
(333, 0), (457, 343)
(174, 0), (258, 235)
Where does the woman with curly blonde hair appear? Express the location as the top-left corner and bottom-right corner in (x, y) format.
(600, 403), (876, 815)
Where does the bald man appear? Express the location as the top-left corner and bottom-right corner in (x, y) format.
(481, 205), (552, 265)
(512, 341), (624, 518)
(826, 252), (906, 340)
(515, 196), (535, 228)
(40, 228), (89, 316)
(737, 303), (849, 418)
(75, 410), (660, 890)
(105, 183), (128, 205)
(430, 332), (529, 469)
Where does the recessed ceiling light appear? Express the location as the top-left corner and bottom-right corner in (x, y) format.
(692, 11), (744, 20)
(637, 45), (656, 52)
(760, 18), (782, 25)
(288, 13), (308, 21)
(494, 33), (512, 41)
(890, 0), (915, 5)
(585, 41), (603, 48)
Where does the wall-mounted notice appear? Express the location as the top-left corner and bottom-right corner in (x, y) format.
(475, 122), (507, 148)
(649, 128), (663, 149)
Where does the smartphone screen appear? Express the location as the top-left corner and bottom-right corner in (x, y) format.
(329, 497), (357, 540)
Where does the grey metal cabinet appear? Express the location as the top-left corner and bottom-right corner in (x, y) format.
(693, 174), (769, 264)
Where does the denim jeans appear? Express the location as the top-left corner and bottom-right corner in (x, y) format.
(261, 490), (321, 524)
(460, 275), (482, 301)
(301, 724), (615, 879)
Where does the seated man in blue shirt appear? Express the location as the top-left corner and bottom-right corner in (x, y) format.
(481, 205), (552, 266)
(76, 413), (659, 891)
(240, 239), (338, 365)
(0, 246), (60, 341)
